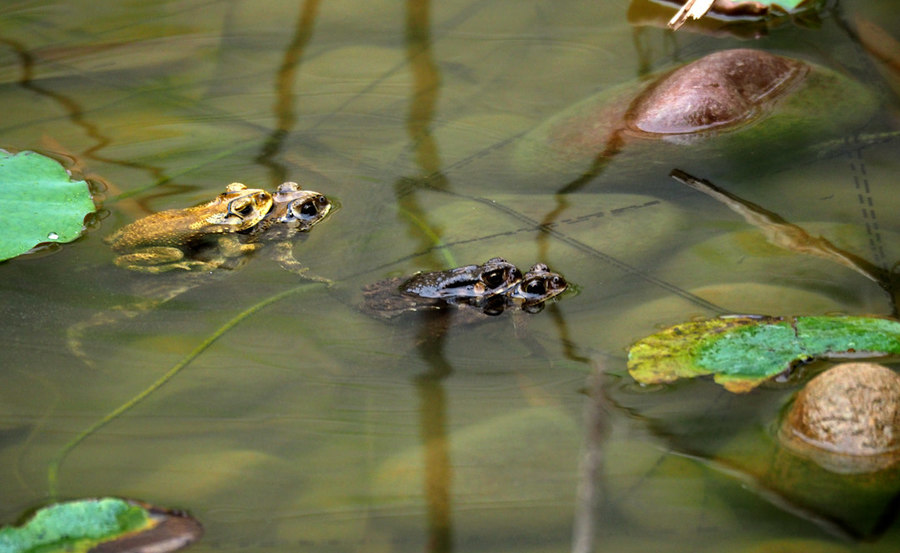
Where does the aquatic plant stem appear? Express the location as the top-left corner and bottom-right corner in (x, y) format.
(398, 206), (457, 268)
(47, 282), (322, 497)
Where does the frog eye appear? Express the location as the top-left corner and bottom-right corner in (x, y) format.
(482, 267), (518, 289)
(296, 199), (319, 219)
(481, 269), (505, 288)
(525, 280), (547, 296)
(291, 195), (327, 220)
(230, 198), (257, 218)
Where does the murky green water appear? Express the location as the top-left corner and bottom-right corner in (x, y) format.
(2, 0), (900, 551)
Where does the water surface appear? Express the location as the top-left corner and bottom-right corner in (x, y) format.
(2, 1), (900, 551)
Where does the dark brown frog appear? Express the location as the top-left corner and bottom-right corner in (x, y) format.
(360, 257), (522, 320)
(360, 259), (566, 320)
(506, 263), (569, 314)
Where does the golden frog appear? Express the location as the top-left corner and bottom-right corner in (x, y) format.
(105, 182), (273, 273)
(68, 182), (333, 367)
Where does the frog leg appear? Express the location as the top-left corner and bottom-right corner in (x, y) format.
(67, 297), (161, 369)
(68, 271), (210, 369)
(268, 240), (333, 285)
(114, 246), (195, 273)
(217, 235), (264, 257)
(115, 245), (239, 273)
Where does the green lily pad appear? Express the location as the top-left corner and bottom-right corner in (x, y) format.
(0, 149), (96, 261)
(0, 498), (202, 553)
(627, 315), (900, 392)
(770, 0), (812, 10)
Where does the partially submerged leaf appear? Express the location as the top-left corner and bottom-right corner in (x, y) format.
(627, 316), (900, 392)
(0, 149), (96, 261)
(665, 0), (822, 30)
(670, 170), (888, 287)
(0, 498), (202, 553)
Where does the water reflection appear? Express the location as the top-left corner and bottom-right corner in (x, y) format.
(401, 2), (455, 551)
(255, 0), (321, 187)
(4, 0), (900, 550)
(395, 0), (450, 272)
(671, 169), (900, 316)
(572, 362), (611, 553)
(0, 36), (159, 206)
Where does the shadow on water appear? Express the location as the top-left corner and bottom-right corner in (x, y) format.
(414, 313), (455, 553)
(571, 361), (611, 553)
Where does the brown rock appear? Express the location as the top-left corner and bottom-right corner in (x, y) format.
(782, 363), (900, 472)
(627, 49), (806, 135)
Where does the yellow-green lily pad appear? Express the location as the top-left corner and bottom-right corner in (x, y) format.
(627, 315), (900, 392)
(0, 498), (202, 553)
(0, 149), (96, 261)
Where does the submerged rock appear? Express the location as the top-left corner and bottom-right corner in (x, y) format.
(627, 49), (805, 136)
(514, 49), (878, 184)
(781, 362), (900, 473)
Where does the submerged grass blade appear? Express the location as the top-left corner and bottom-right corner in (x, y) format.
(398, 205), (457, 268)
(47, 282), (322, 496)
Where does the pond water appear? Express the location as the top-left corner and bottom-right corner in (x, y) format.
(2, 0), (900, 551)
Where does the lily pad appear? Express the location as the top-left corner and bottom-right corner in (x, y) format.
(627, 315), (900, 392)
(0, 149), (96, 261)
(0, 498), (202, 553)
